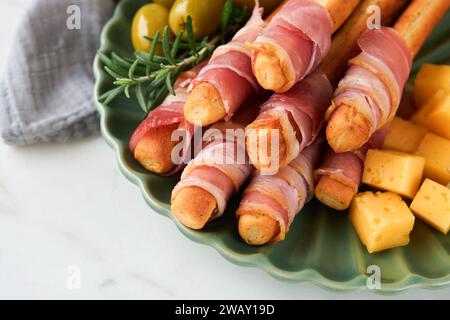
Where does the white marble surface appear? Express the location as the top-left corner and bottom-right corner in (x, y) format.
(0, 1), (449, 300)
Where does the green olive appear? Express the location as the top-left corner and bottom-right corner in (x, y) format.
(153, 0), (175, 9)
(131, 3), (170, 53)
(169, 0), (226, 40)
(233, 0), (284, 14)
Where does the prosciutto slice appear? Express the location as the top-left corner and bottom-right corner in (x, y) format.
(248, 0), (332, 92)
(247, 71), (332, 167)
(171, 98), (264, 220)
(189, 2), (266, 120)
(326, 27), (413, 137)
(237, 138), (322, 243)
(315, 126), (389, 193)
(129, 63), (206, 175)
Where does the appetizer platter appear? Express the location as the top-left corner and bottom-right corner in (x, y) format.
(94, 0), (450, 291)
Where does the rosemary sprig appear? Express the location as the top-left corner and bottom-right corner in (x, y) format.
(98, 0), (250, 113)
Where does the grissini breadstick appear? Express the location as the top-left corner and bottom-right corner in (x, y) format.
(129, 63), (206, 174)
(321, 0), (410, 86)
(237, 137), (323, 245)
(314, 126), (389, 210)
(237, 0), (410, 243)
(394, 0), (449, 57)
(326, 0), (450, 153)
(171, 97), (266, 229)
(247, 0), (360, 93)
(132, 123), (180, 173)
(237, 72), (331, 245)
(183, 2), (266, 127)
(183, 0), (359, 127)
(246, 0), (407, 172)
(246, 71), (333, 172)
(315, 81), (417, 209)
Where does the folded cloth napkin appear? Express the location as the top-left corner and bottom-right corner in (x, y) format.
(0, 0), (114, 145)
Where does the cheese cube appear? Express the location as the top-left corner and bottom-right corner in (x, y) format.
(411, 91), (450, 140)
(383, 117), (428, 153)
(410, 179), (450, 234)
(362, 150), (425, 198)
(414, 64), (450, 107)
(350, 191), (415, 253)
(415, 133), (450, 185)
(411, 90), (445, 124)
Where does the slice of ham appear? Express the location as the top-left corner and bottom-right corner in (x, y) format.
(248, 0), (332, 92)
(237, 138), (322, 242)
(171, 97), (265, 220)
(248, 71), (332, 166)
(129, 62), (206, 175)
(315, 125), (390, 193)
(189, 2), (266, 120)
(326, 27), (413, 136)
(314, 148), (363, 194)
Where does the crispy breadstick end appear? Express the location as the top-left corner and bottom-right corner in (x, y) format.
(171, 186), (217, 229)
(251, 0), (361, 92)
(252, 49), (288, 92)
(315, 176), (356, 210)
(326, 104), (371, 153)
(246, 116), (287, 171)
(184, 82), (226, 126)
(134, 123), (179, 174)
(238, 214), (280, 245)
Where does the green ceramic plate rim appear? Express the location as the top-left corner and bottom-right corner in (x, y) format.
(93, 0), (450, 293)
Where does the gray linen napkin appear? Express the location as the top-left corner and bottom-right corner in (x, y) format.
(0, 0), (114, 145)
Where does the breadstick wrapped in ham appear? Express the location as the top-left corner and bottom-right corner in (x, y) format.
(326, 0), (450, 153)
(247, 0), (360, 92)
(171, 97), (265, 229)
(315, 126), (389, 210)
(244, 0), (408, 173)
(129, 63), (206, 175)
(184, 2), (266, 127)
(320, 0), (410, 86)
(237, 138), (322, 245)
(325, 27), (413, 152)
(246, 71), (332, 172)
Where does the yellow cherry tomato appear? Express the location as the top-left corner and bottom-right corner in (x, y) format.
(233, 0), (284, 14)
(131, 3), (170, 53)
(153, 0), (176, 9)
(169, 0), (226, 40)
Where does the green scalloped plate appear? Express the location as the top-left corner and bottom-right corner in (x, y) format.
(94, 0), (450, 292)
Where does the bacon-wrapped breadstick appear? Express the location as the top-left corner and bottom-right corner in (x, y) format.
(184, 0), (359, 127)
(246, 71), (332, 172)
(183, 2), (266, 127)
(237, 138), (322, 245)
(326, 0), (449, 153)
(129, 63), (206, 174)
(171, 98), (265, 229)
(320, 0), (410, 86)
(314, 126), (389, 210)
(247, 0), (360, 93)
(245, 0), (408, 172)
